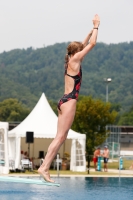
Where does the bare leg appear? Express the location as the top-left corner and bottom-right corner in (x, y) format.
(104, 163), (106, 172)
(129, 164), (133, 170)
(38, 100), (77, 182)
(94, 162), (97, 171)
(106, 163), (108, 172)
(104, 163), (107, 172)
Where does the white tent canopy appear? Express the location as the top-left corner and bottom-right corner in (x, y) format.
(8, 93), (86, 171)
(0, 122), (9, 174)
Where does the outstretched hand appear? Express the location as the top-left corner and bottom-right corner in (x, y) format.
(93, 14), (100, 28)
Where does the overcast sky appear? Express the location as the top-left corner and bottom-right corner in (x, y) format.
(0, 0), (132, 53)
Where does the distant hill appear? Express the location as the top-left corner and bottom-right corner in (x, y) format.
(0, 42), (133, 112)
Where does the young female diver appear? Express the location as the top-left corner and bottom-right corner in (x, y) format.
(38, 14), (100, 182)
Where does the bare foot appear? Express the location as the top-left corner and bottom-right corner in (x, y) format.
(38, 168), (55, 183)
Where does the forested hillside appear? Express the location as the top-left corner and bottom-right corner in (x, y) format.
(0, 42), (133, 112)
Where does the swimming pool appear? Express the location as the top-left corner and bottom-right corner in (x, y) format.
(0, 177), (132, 200)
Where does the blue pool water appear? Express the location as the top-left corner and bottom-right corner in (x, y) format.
(0, 177), (133, 200)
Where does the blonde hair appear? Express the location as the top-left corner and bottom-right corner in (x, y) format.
(65, 41), (84, 69)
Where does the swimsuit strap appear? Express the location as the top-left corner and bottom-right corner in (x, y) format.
(65, 66), (82, 79)
(66, 73), (78, 79)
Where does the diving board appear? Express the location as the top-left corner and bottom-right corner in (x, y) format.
(0, 176), (60, 187)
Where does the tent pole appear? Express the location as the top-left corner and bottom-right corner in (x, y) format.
(28, 143), (30, 159)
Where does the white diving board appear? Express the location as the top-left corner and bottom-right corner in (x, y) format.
(0, 176), (60, 187)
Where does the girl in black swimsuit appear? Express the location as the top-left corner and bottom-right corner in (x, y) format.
(38, 14), (100, 183)
(57, 66), (82, 111)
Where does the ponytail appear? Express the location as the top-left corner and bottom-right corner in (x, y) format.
(64, 53), (69, 70)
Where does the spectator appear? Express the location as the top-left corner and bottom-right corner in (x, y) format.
(24, 151), (29, 159)
(102, 146), (109, 172)
(129, 163), (133, 170)
(93, 147), (101, 171)
(21, 151), (25, 160)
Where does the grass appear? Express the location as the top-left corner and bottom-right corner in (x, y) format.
(92, 159), (133, 170)
(9, 159), (133, 176)
(10, 170), (88, 175)
(9, 169), (133, 176)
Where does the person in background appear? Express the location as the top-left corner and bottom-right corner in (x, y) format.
(129, 163), (133, 170)
(21, 151), (25, 160)
(23, 151), (29, 159)
(93, 147), (101, 171)
(102, 146), (109, 172)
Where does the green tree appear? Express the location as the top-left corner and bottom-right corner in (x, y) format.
(117, 105), (133, 125)
(0, 98), (30, 122)
(110, 103), (121, 113)
(72, 96), (117, 171)
(110, 103), (122, 125)
(1, 42), (133, 112)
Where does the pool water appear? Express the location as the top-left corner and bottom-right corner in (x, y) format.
(0, 177), (133, 200)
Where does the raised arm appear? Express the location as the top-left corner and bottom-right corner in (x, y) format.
(82, 29), (93, 47)
(75, 14), (100, 61)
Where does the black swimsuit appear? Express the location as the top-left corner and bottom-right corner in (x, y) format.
(57, 66), (82, 111)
